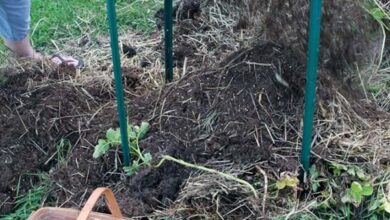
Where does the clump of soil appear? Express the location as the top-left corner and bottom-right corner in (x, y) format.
(173, 0), (201, 20)
(122, 44), (137, 59)
(155, 0), (201, 29)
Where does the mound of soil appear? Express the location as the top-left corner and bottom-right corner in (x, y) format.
(149, 43), (305, 164)
(0, 64), (118, 214)
(2, 39), (386, 217)
(44, 43), (310, 217)
(73, 45), (387, 218)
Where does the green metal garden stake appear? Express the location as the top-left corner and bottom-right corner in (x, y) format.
(164, 0), (173, 82)
(107, 0), (130, 166)
(301, 0), (323, 172)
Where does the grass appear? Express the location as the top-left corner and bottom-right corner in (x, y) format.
(2, 0), (162, 52)
(0, 0), (164, 75)
(0, 138), (74, 220)
(54, 139), (73, 166)
(0, 174), (51, 220)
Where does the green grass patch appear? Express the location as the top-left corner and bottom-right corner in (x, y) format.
(28, 0), (162, 49)
(0, 174), (51, 220)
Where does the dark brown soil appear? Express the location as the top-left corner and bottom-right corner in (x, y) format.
(0, 64), (118, 214)
(122, 44), (137, 59)
(155, 0), (201, 29)
(173, 0), (201, 20)
(259, 0), (378, 73)
(0, 40), (387, 218)
(118, 43), (309, 216)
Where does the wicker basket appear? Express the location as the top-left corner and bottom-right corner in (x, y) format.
(28, 187), (132, 220)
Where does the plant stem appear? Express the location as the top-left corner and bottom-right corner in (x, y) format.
(155, 155), (259, 199)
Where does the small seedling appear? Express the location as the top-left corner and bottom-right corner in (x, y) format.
(310, 165), (321, 192)
(329, 162), (369, 181)
(275, 173), (299, 190)
(319, 187), (337, 209)
(342, 181), (374, 206)
(329, 162), (348, 176)
(93, 121), (151, 175)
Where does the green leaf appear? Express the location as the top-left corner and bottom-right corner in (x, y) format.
(350, 182), (364, 205)
(138, 122), (150, 139)
(330, 162), (347, 176)
(106, 128), (121, 144)
(369, 215), (378, 220)
(310, 165), (320, 179)
(341, 193), (352, 204)
(129, 131), (137, 140)
(369, 198), (381, 211)
(355, 167), (367, 180)
(124, 160), (140, 176)
(321, 190), (330, 198)
(361, 183), (373, 196)
(353, 192), (363, 205)
(370, 8), (386, 20)
(276, 180), (286, 190)
(276, 175), (299, 190)
(123, 166), (134, 176)
(310, 165), (320, 192)
(347, 168), (356, 176)
(143, 152), (152, 164)
(93, 139), (110, 158)
(351, 181), (363, 194)
(380, 200), (390, 213)
(127, 124), (134, 138)
(129, 142), (138, 152)
(285, 176), (299, 187)
(312, 182), (319, 192)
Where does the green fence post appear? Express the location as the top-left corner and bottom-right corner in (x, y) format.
(107, 0), (130, 166)
(301, 0), (323, 172)
(164, 0), (173, 82)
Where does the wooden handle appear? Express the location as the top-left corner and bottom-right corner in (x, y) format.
(77, 187), (123, 220)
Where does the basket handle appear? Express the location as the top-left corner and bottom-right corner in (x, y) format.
(77, 187), (124, 220)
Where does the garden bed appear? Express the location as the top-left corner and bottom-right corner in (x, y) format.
(1, 0), (390, 219)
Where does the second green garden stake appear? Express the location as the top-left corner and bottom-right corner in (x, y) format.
(301, 0), (323, 172)
(107, 0), (130, 166)
(164, 0), (173, 82)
